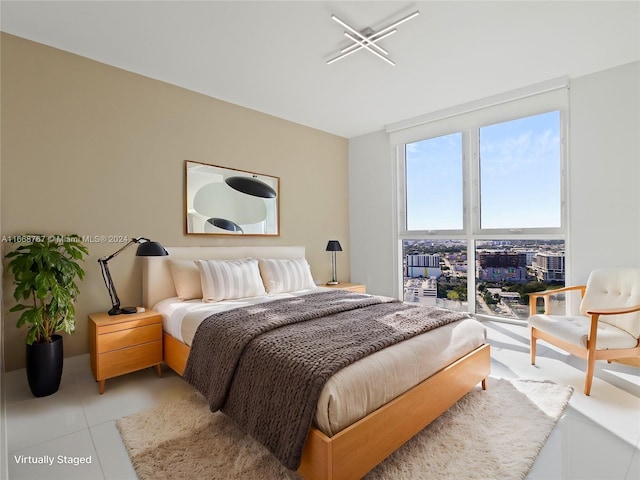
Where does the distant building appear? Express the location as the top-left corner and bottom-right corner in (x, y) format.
(420, 278), (438, 298)
(406, 254), (441, 278)
(499, 291), (521, 302)
(531, 252), (565, 282)
(477, 250), (528, 283)
(478, 251), (527, 268)
(514, 249), (537, 266)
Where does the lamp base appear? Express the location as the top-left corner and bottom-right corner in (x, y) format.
(326, 281), (340, 285)
(108, 306), (138, 316)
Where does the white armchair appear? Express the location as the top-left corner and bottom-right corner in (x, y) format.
(528, 268), (640, 395)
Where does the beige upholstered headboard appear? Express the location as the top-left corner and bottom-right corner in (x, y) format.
(141, 246), (306, 308)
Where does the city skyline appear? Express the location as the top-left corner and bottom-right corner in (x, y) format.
(402, 238), (566, 320)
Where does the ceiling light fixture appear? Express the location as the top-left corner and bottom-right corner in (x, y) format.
(327, 10), (420, 66)
(340, 29), (396, 54)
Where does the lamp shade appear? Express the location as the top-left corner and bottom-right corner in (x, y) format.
(135, 241), (168, 257)
(225, 176), (277, 198)
(326, 240), (342, 252)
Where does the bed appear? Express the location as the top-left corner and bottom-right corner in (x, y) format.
(141, 246), (490, 480)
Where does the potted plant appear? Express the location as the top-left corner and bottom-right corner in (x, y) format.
(5, 234), (88, 397)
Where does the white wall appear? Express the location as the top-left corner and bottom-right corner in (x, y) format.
(349, 62), (640, 297)
(567, 61), (640, 282)
(349, 131), (398, 297)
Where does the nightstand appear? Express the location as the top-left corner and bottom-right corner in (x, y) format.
(324, 282), (367, 293)
(89, 310), (163, 394)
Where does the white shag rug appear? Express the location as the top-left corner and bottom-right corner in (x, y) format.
(116, 377), (572, 480)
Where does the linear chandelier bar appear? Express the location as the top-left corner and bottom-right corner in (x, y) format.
(328, 29), (397, 64)
(327, 10), (420, 66)
(340, 29), (396, 54)
(344, 32), (396, 66)
(331, 15), (390, 56)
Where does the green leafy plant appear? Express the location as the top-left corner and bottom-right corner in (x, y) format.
(5, 234), (88, 345)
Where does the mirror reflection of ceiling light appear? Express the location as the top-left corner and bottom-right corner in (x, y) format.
(225, 175), (277, 198)
(327, 10), (420, 66)
(207, 217), (244, 233)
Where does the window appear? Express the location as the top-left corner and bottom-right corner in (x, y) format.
(402, 239), (468, 313)
(478, 111), (561, 230)
(474, 239), (565, 320)
(397, 89), (567, 321)
(405, 133), (463, 231)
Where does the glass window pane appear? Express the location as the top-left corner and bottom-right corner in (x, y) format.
(405, 132), (463, 230)
(479, 111), (561, 229)
(475, 240), (565, 320)
(403, 239), (467, 312)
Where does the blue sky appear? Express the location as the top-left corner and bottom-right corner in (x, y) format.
(406, 111), (561, 231)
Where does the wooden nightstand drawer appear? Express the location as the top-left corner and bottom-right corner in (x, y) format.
(98, 341), (162, 380)
(89, 310), (164, 393)
(97, 315), (162, 334)
(98, 323), (162, 352)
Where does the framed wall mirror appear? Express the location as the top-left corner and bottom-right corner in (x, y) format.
(185, 160), (280, 236)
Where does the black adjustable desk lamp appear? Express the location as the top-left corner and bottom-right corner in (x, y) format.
(98, 237), (168, 315)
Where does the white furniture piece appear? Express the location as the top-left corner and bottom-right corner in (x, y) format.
(528, 268), (640, 395)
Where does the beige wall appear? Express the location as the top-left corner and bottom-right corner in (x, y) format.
(1, 33), (349, 371)
(0, 31), (6, 477)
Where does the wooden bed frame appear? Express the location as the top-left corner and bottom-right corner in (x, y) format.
(142, 246), (491, 480)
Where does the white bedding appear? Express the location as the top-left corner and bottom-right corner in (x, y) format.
(154, 288), (319, 344)
(154, 290), (487, 436)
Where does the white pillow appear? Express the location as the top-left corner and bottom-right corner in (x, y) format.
(195, 258), (266, 302)
(169, 260), (202, 301)
(258, 258), (316, 294)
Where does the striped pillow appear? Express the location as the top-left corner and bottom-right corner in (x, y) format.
(195, 258), (266, 302)
(258, 258), (316, 294)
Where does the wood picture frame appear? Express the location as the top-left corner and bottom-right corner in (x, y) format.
(185, 160), (280, 236)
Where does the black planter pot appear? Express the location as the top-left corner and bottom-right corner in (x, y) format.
(26, 334), (63, 397)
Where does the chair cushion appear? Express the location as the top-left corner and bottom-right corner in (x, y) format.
(529, 314), (638, 350)
(580, 268), (640, 338)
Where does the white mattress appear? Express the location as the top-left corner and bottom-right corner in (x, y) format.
(154, 291), (487, 436)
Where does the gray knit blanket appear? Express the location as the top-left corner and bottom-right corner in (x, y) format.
(183, 289), (472, 470)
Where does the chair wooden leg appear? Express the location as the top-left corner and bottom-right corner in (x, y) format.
(530, 329), (537, 365)
(584, 351), (596, 396)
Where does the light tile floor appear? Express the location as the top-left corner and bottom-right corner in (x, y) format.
(3, 321), (639, 479)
